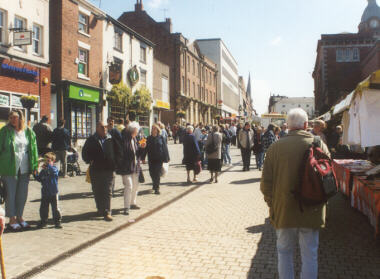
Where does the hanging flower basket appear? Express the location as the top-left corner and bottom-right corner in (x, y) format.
(176, 110), (186, 118)
(20, 95), (38, 109)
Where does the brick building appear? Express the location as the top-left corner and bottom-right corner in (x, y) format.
(313, 0), (380, 115)
(0, 0), (50, 127)
(50, 0), (105, 142)
(119, 0), (218, 125)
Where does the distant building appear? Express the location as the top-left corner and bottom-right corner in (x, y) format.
(238, 75), (254, 121)
(313, 0), (380, 115)
(268, 95), (315, 118)
(196, 39), (240, 119)
(119, 1), (218, 125)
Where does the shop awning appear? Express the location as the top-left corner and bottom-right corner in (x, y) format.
(333, 91), (354, 115)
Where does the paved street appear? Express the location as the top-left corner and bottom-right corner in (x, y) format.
(23, 145), (380, 279)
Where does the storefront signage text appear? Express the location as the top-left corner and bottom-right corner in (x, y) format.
(1, 63), (39, 81)
(69, 84), (100, 103)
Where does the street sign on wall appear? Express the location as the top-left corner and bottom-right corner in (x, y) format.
(13, 31), (32, 46)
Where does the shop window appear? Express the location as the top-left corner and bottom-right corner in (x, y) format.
(114, 27), (122, 52)
(14, 16), (26, 51)
(140, 45), (146, 63)
(78, 48), (88, 76)
(0, 10), (7, 44)
(140, 70), (147, 85)
(78, 12), (89, 34)
(71, 104), (93, 139)
(32, 24), (42, 56)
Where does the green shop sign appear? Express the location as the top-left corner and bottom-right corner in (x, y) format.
(68, 84), (100, 103)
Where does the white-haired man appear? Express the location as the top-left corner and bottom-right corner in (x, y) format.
(260, 108), (330, 279)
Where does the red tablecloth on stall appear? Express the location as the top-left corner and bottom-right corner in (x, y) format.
(333, 160), (374, 196)
(351, 177), (380, 237)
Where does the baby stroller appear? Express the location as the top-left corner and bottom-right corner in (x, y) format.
(66, 147), (82, 177)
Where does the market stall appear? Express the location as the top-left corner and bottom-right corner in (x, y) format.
(331, 70), (380, 238)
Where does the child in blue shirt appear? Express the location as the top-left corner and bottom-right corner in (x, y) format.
(34, 152), (62, 229)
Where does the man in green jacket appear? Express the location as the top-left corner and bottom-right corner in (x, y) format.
(260, 108), (330, 279)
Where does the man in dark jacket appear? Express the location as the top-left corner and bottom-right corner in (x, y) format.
(52, 119), (71, 178)
(33, 115), (53, 156)
(82, 121), (116, 221)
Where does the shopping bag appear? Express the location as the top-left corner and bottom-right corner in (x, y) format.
(160, 163), (169, 178)
(139, 170), (145, 183)
(194, 161), (202, 175)
(85, 167), (91, 183)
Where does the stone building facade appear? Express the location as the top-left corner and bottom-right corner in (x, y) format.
(0, 0), (51, 127)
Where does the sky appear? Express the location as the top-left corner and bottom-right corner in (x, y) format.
(89, 0), (369, 114)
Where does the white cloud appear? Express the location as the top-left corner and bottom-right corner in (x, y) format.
(147, 0), (169, 9)
(269, 36), (283, 46)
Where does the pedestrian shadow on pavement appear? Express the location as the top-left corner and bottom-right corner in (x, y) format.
(246, 218), (279, 279)
(230, 178), (261, 185)
(30, 191), (94, 202)
(61, 211), (100, 224)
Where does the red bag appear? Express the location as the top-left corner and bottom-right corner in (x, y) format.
(194, 160), (202, 175)
(294, 137), (338, 210)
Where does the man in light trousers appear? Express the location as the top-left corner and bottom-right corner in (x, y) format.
(260, 108), (330, 279)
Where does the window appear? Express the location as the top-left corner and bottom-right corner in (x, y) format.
(192, 60), (195, 75)
(197, 84), (200, 99)
(187, 79), (190, 94)
(182, 76), (185, 93)
(206, 89), (208, 102)
(14, 16), (25, 29)
(140, 45), (146, 63)
(78, 48), (89, 76)
(114, 28), (122, 51)
(78, 13), (89, 34)
(32, 24), (42, 55)
(0, 10), (6, 44)
(182, 54), (185, 68)
(71, 104), (93, 138)
(193, 82), (195, 96)
(140, 70), (147, 85)
(209, 72), (212, 84)
(187, 56), (190, 72)
(162, 75), (169, 103)
(336, 48), (360, 62)
(282, 105), (286, 108)
(206, 70), (208, 83)
(198, 63), (201, 77)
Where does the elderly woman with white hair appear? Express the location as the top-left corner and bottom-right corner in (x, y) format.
(311, 119), (327, 144)
(182, 125), (201, 183)
(117, 121), (146, 215)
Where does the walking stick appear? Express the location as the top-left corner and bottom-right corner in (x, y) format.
(0, 236), (6, 279)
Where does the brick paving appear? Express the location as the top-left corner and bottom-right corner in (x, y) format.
(29, 147), (380, 279)
(3, 142), (226, 279)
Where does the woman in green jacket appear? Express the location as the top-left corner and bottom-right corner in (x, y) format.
(0, 110), (38, 231)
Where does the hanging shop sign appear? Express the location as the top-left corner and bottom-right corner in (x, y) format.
(0, 94), (9, 106)
(68, 84), (100, 103)
(13, 31), (32, 46)
(156, 100), (170, 110)
(0, 63), (38, 81)
(128, 66), (139, 87)
(109, 63), (122, 85)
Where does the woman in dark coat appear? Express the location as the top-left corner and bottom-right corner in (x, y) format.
(253, 127), (265, 171)
(182, 126), (201, 183)
(144, 124), (170, 195)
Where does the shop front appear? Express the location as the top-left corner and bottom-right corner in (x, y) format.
(62, 83), (102, 146)
(0, 58), (50, 128)
(153, 99), (170, 123)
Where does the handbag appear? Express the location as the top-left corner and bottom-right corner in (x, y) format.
(194, 160), (202, 175)
(160, 163), (169, 178)
(85, 167), (91, 183)
(139, 169), (145, 183)
(205, 133), (217, 154)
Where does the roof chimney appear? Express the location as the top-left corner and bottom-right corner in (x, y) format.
(135, 0), (143, 12)
(164, 18), (172, 33)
